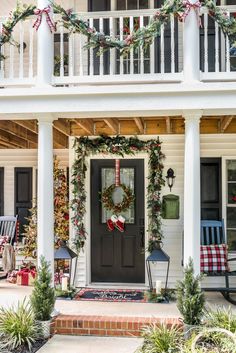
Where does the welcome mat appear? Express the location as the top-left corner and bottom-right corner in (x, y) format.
(75, 288), (146, 302)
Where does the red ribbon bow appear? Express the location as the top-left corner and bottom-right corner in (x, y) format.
(33, 6), (56, 33)
(18, 268), (37, 278)
(179, 0), (202, 27)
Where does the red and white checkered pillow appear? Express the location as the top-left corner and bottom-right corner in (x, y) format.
(200, 244), (229, 274)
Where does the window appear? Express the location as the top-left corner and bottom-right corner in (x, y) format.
(117, 0), (149, 10)
(225, 160), (236, 251)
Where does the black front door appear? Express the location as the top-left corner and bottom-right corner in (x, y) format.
(201, 158), (222, 220)
(15, 168), (32, 238)
(91, 159), (145, 283)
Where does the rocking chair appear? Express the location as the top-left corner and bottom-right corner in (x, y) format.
(201, 220), (236, 305)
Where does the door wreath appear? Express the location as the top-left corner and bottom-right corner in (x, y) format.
(101, 183), (135, 214)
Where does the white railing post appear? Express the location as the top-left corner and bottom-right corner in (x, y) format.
(183, 0), (200, 82)
(37, 115), (54, 282)
(183, 110), (202, 274)
(36, 0), (54, 86)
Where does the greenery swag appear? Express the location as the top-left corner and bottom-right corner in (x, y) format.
(71, 135), (165, 253)
(101, 183), (135, 214)
(1, 1), (236, 61)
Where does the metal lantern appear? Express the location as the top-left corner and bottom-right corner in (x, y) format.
(166, 168), (176, 192)
(146, 246), (170, 296)
(54, 242), (78, 287)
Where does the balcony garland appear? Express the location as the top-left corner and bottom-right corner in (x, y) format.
(71, 135), (165, 253)
(0, 0), (236, 61)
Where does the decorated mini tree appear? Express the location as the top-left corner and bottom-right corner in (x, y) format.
(22, 157), (69, 258)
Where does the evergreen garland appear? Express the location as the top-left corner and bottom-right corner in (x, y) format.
(71, 135), (165, 253)
(30, 256), (55, 321)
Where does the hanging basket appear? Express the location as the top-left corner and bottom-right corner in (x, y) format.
(101, 183), (135, 214)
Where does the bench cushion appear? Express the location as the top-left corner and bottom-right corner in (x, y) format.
(200, 244), (229, 274)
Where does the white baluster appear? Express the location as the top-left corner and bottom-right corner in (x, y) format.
(226, 12), (230, 73)
(119, 17), (124, 75)
(204, 13), (208, 73)
(109, 16), (115, 75)
(79, 34), (84, 76)
(150, 15), (155, 74)
(19, 21), (24, 79)
(99, 17), (104, 76)
(140, 16), (144, 75)
(170, 14), (175, 73)
(28, 19), (34, 78)
(215, 21), (219, 73)
(59, 24), (64, 77)
(9, 42), (14, 79)
(160, 24), (164, 74)
(68, 33), (74, 76)
(130, 16), (134, 75)
(0, 22), (4, 80)
(89, 18), (94, 76)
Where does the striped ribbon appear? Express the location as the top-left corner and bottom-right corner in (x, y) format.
(33, 6), (56, 33)
(115, 159), (120, 187)
(179, 0), (202, 27)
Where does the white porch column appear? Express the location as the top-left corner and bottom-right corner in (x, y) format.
(183, 111), (202, 274)
(183, 0), (200, 82)
(37, 0), (54, 86)
(37, 116), (54, 281)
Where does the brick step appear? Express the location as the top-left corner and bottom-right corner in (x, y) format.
(53, 315), (181, 337)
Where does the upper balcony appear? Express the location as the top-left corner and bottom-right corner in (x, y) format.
(0, 4), (236, 89)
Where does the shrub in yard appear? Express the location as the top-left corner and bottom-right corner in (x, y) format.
(30, 256), (55, 321)
(0, 300), (41, 352)
(176, 258), (205, 326)
(137, 323), (183, 353)
(204, 306), (236, 333)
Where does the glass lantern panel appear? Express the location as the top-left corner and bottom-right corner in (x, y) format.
(101, 167), (135, 223)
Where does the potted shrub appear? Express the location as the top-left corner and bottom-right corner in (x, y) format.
(30, 256), (56, 339)
(176, 258), (205, 339)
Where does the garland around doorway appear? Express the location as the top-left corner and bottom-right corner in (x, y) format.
(71, 135), (165, 253)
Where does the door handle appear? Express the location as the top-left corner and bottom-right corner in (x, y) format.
(140, 227), (145, 248)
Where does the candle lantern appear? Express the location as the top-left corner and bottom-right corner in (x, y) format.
(146, 244), (170, 297)
(54, 242), (78, 288)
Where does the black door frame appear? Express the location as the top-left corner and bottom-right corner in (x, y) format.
(88, 156), (147, 285)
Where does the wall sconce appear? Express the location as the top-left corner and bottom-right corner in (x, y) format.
(166, 168), (175, 192)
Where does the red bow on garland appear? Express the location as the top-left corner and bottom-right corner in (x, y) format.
(33, 6), (56, 33)
(179, 0), (202, 27)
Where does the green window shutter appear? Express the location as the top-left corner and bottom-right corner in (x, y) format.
(162, 194), (180, 219)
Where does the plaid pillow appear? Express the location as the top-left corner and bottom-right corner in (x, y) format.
(200, 244), (229, 274)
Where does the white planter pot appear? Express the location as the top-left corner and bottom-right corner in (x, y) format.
(38, 320), (51, 339)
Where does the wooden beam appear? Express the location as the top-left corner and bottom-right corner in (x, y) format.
(53, 120), (71, 137)
(0, 121), (38, 144)
(103, 118), (119, 134)
(133, 117), (144, 134)
(166, 117), (172, 134)
(73, 119), (94, 135)
(0, 129), (28, 148)
(13, 120), (38, 134)
(53, 128), (68, 149)
(221, 116), (234, 132)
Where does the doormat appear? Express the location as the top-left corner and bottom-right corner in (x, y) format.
(75, 288), (146, 302)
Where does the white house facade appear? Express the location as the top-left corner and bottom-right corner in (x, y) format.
(0, 0), (236, 289)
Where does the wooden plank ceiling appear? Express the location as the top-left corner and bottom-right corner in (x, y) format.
(0, 116), (235, 149)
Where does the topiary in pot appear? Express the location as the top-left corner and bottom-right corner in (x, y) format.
(30, 256), (55, 339)
(176, 258), (205, 338)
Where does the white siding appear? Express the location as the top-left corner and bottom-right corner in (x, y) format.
(72, 134), (236, 288)
(0, 149), (69, 216)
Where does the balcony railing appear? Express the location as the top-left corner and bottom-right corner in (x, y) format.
(0, 6), (236, 88)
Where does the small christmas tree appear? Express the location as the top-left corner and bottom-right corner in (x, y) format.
(176, 258), (205, 326)
(30, 256), (55, 321)
(22, 157), (69, 258)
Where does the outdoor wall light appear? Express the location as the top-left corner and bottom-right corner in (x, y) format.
(17, 42), (27, 53)
(166, 168), (175, 192)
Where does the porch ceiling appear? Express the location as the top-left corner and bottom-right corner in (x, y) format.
(0, 116), (235, 149)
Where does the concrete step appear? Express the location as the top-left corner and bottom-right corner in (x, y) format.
(38, 335), (143, 353)
(52, 314), (180, 337)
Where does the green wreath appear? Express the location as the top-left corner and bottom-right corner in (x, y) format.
(101, 184), (135, 214)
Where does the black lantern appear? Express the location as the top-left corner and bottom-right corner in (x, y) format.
(146, 244), (170, 297)
(54, 242), (78, 288)
(166, 168), (175, 192)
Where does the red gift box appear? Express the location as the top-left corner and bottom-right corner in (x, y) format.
(17, 268), (37, 286)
